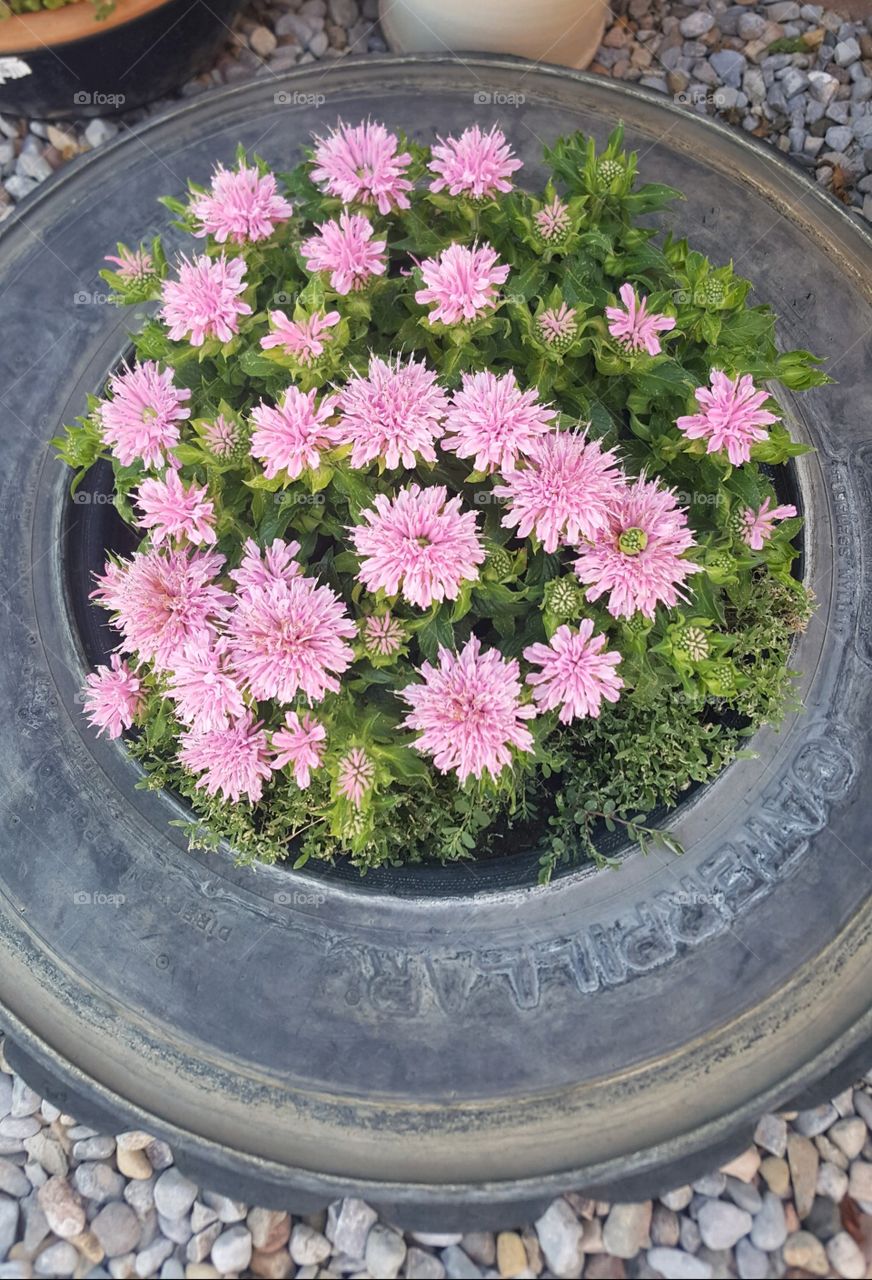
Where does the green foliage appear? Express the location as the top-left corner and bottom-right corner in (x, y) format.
(56, 125), (824, 879)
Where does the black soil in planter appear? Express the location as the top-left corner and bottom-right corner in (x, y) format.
(1, 58), (871, 1228)
(0, 0), (244, 119)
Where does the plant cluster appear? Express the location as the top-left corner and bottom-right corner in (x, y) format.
(55, 120), (824, 880)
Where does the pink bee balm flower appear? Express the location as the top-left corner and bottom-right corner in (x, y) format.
(311, 121), (413, 214)
(161, 253), (252, 347)
(534, 195), (572, 242)
(676, 370), (780, 467)
(271, 711), (326, 788)
(442, 370), (557, 474)
(226, 577), (356, 704)
(415, 242), (509, 326)
(336, 354), (450, 470)
(537, 303), (577, 348)
(250, 386), (341, 481)
(99, 361), (191, 470)
(337, 747), (375, 808)
(400, 634), (535, 783)
(166, 635), (245, 733)
(606, 283), (676, 357)
(741, 496), (798, 550)
(92, 547), (232, 672)
(82, 655), (143, 739)
(260, 309), (341, 365)
(428, 125), (522, 200)
(179, 710), (273, 804)
(190, 162), (293, 244)
(202, 414), (243, 458)
(229, 537), (302, 597)
(574, 474), (702, 620)
(104, 246), (154, 282)
(364, 611), (404, 657)
(493, 430), (624, 554)
(524, 621), (624, 724)
(301, 211), (387, 295)
(350, 483), (484, 609)
(136, 469), (216, 547)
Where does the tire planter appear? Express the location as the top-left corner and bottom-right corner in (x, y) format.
(0, 0), (243, 119)
(1, 56), (871, 1230)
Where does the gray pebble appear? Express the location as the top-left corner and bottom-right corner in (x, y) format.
(135, 1236), (174, 1278)
(680, 11), (716, 37)
(200, 1190), (246, 1223)
(711, 49), (748, 88)
(0, 1197), (17, 1259)
(647, 1247), (712, 1279)
(153, 1169), (197, 1221)
(210, 1223), (252, 1273)
(73, 1162), (125, 1206)
(735, 1236), (769, 1279)
(34, 1240), (79, 1278)
(441, 1244), (481, 1279)
(835, 37), (861, 66)
(327, 1197), (377, 1257)
(697, 1201), (752, 1250)
(92, 1201), (141, 1257)
(751, 1192), (787, 1252)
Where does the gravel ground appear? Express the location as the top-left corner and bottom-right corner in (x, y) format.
(1, 0), (872, 223)
(2, 0), (872, 1276)
(0, 1028), (871, 1277)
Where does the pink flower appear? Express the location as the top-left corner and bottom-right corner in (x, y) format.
(202, 414), (243, 458)
(676, 370), (780, 467)
(249, 386), (341, 480)
(442, 370), (556, 474)
(104, 246), (154, 282)
(337, 747), (375, 808)
(260, 309), (341, 365)
(364, 611), (404, 657)
(136, 469), (216, 547)
(524, 621), (623, 723)
(534, 195), (572, 242)
(301, 211), (387, 295)
(537, 303), (577, 347)
(606, 283), (676, 356)
(271, 711), (326, 788)
(99, 361), (191, 469)
(415, 242), (509, 326)
(400, 634), (535, 783)
(335, 354), (450, 470)
(229, 537), (302, 596)
(741, 496), (798, 550)
(82, 655), (142, 739)
(311, 121), (413, 214)
(166, 634), (245, 732)
(428, 125), (522, 199)
(226, 577), (356, 704)
(190, 162), (293, 244)
(493, 430), (624, 554)
(179, 711), (273, 804)
(350, 483), (484, 609)
(574, 475), (702, 620)
(92, 547), (232, 672)
(160, 253), (252, 346)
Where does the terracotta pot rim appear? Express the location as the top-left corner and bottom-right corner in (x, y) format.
(0, 0), (174, 53)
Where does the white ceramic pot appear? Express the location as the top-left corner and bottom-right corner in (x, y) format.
(379, 0), (609, 70)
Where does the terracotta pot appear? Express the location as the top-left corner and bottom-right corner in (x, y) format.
(0, 0), (243, 118)
(378, 0), (609, 69)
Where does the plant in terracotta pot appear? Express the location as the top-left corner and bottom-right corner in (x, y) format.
(55, 120), (824, 881)
(0, 0), (243, 119)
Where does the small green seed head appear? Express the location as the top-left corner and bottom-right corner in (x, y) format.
(618, 526), (648, 556)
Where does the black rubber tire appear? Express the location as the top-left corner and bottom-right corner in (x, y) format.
(1, 56), (871, 1230)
